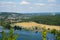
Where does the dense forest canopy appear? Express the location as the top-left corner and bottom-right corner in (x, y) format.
(0, 12), (60, 26)
(31, 15), (60, 26)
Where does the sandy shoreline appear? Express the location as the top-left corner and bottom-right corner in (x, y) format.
(11, 22), (60, 30)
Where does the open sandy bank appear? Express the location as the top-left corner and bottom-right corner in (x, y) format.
(11, 22), (60, 30)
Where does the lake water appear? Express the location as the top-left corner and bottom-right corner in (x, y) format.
(0, 26), (55, 40)
(0, 30), (55, 40)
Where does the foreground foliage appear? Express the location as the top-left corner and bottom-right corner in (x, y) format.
(1, 28), (18, 40)
(42, 27), (47, 40)
(50, 29), (60, 40)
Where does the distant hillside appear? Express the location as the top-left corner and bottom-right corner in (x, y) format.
(0, 12), (23, 16)
(0, 12), (60, 16)
(31, 15), (60, 26)
(0, 12), (60, 26)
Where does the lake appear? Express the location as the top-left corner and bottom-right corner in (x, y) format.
(0, 29), (55, 40)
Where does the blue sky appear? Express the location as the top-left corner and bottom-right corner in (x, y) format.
(0, 0), (60, 13)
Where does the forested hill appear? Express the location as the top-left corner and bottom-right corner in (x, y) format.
(0, 12), (23, 16)
(0, 12), (60, 17)
(31, 15), (60, 26)
(0, 12), (60, 26)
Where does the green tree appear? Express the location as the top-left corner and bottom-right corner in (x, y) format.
(50, 29), (57, 35)
(42, 29), (47, 40)
(1, 28), (18, 40)
(7, 28), (18, 40)
(56, 31), (60, 40)
(1, 31), (6, 40)
(50, 29), (57, 40)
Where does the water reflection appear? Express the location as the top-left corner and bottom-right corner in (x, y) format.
(0, 26), (55, 40)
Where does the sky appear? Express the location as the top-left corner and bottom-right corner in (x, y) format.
(0, 0), (60, 13)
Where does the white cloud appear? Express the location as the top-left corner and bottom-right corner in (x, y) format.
(0, 1), (16, 6)
(29, 7), (33, 9)
(0, 2), (22, 13)
(49, 4), (56, 6)
(0, 1), (15, 4)
(0, 1), (20, 7)
(48, 0), (56, 2)
(35, 3), (46, 6)
(20, 1), (30, 5)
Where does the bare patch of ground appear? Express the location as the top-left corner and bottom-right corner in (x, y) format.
(11, 22), (60, 30)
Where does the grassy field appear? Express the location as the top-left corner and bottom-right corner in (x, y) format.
(11, 22), (60, 30)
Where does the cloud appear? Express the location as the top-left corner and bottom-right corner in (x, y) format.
(0, 1), (15, 4)
(20, 1), (30, 5)
(0, 1), (16, 6)
(0, 1), (18, 10)
(48, 0), (56, 2)
(30, 7), (33, 8)
(49, 4), (56, 6)
(35, 3), (46, 6)
(29, 7), (33, 9)
(0, 0), (58, 13)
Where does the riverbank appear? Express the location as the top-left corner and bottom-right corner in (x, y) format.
(11, 22), (60, 30)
